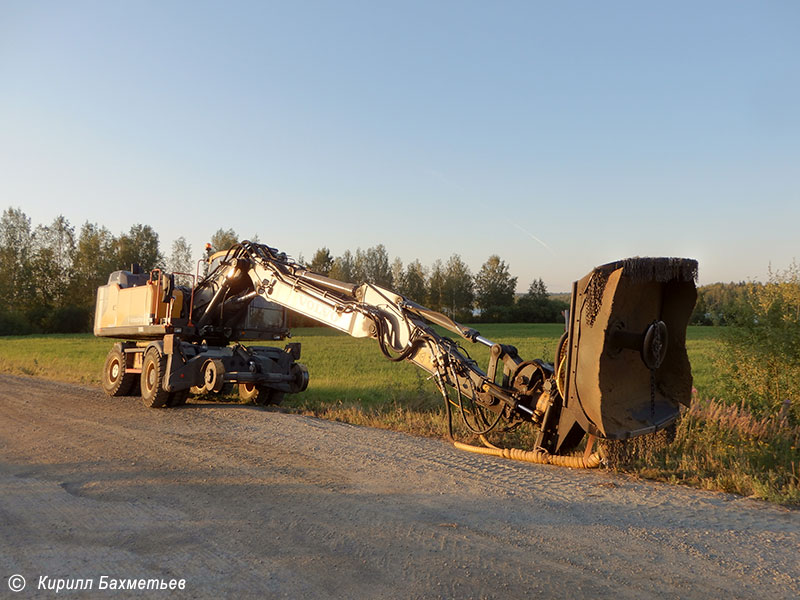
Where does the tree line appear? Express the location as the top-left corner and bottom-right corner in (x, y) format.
(0, 208), (168, 334)
(0, 208), (567, 335)
(303, 246), (567, 325)
(1, 206), (791, 336)
(690, 282), (755, 325)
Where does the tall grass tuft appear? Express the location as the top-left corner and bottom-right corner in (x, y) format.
(606, 396), (800, 505)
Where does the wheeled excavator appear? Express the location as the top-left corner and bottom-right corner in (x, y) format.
(95, 241), (697, 467)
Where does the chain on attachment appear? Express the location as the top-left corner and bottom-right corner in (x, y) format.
(649, 320), (661, 420)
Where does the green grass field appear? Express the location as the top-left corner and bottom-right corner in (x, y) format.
(1, 325), (797, 504)
(0, 324), (724, 400)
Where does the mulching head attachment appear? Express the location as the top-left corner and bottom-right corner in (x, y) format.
(556, 257), (698, 448)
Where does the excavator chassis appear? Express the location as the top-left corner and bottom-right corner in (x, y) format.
(101, 338), (308, 408)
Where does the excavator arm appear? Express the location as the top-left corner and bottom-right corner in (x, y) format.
(219, 244), (536, 420)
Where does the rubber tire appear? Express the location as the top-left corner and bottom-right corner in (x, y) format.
(289, 363), (309, 393)
(101, 347), (137, 397)
(168, 388), (190, 407)
(238, 383), (284, 406)
(140, 348), (171, 408)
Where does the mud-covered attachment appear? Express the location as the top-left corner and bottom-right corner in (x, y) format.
(558, 257), (697, 449)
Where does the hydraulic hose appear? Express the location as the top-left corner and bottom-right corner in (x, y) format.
(453, 439), (602, 469)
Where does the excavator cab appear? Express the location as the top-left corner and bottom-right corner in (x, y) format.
(200, 250), (289, 341)
(94, 251), (289, 342)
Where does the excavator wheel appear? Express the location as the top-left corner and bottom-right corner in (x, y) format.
(238, 383), (284, 406)
(289, 363), (310, 393)
(168, 389), (190, 407)
(140, 348), (171, 408)
(101, 346), (137, 397)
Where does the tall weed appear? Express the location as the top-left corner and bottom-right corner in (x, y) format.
(606, 397), (800, 505)
(714, 261), (800, 421)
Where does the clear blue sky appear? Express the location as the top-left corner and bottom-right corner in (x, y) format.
(1, 1), (798, 292)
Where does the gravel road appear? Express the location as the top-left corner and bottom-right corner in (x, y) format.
(0, 374), (798, 599)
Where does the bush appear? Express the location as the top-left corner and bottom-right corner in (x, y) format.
(691, 282), (753, 325)
(714, 261), (800, 421)
(512, 296), (568, 323)
(0, 305), (92, 335)
(24, 305), (50, 332)
(43, 305), (92, 333)
(476, 305), (515, 323)
(0, 311), (34, 335)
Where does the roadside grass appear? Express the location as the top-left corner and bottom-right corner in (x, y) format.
(0, 334), (110, 384)
(605, 398), (800, 504)
(1, 325), (798, 505)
